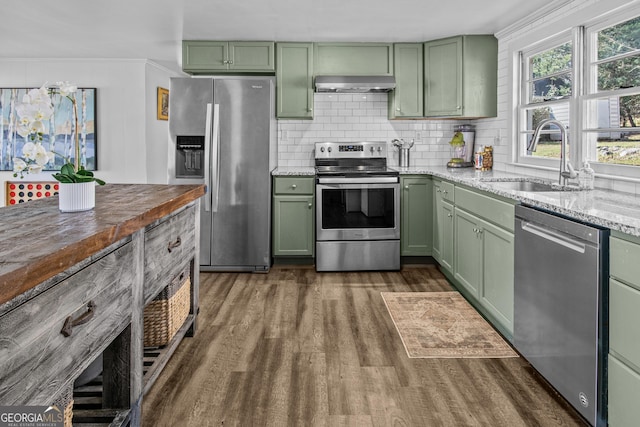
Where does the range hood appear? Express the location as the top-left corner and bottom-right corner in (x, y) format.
(314, 75), (396, 93)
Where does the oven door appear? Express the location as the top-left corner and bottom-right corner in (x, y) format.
(316, 176), (400, 241)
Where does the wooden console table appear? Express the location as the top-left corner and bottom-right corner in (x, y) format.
(0, 183), (205, 426)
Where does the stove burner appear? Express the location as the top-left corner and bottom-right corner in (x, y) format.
(314, 141), (395, 177)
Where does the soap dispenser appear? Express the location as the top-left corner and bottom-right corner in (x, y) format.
(579, 159), (595, 190)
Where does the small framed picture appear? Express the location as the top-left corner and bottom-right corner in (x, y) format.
(157, 87), (169, 120)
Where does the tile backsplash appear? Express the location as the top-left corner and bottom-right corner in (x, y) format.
(277, 93), (476, 168)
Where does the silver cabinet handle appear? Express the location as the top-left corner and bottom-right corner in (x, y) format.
(436, 188), (441, 193)
(292, 184), (297, 189)
(405, 185), (409, 189)
(447, 213), (453, 218)
(308, 203), (312, 208)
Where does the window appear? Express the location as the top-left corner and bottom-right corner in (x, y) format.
(517, 7), (640, 178)
(518, 36), (574, 165)
(585, 15), (640, 172)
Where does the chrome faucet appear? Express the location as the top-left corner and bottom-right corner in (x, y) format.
(527, 118), (577, 186)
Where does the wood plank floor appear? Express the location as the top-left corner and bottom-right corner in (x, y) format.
(142, 265), (587, 426)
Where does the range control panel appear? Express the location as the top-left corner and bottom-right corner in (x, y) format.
(315, 141), (388, 159)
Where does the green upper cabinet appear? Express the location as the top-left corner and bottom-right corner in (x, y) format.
(400, 176), (432, 256)
(276, 43), (314, 120)
(182, 41), (275, 73)
(424, 35), (497, 118)
(314, 43), (393, 76)
(389, 44), (424, 119)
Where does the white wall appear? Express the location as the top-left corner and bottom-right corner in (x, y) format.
(0, 58), (180, 205)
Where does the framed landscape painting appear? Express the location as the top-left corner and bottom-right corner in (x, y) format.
(0, 87), (97, 171)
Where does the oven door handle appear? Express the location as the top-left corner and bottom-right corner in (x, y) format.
(316, 176), (399, 184)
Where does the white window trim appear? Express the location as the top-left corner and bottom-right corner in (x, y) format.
(516, 29), (576, 170)
(507, 0), (640, 183)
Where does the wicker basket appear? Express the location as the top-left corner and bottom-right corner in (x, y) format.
(144, 269), (191, 347)
(52, 384), (73, 427)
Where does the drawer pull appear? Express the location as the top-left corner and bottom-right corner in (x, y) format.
(61, 301), (96, 337)
(167, 236), (182, 253)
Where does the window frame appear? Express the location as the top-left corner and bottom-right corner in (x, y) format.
(515, 6), (640, 180)
(583, 10), (640, 179)
(516, 29), (578, 170)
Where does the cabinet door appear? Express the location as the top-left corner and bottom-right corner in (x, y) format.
(401, 176), (432, 256)
(424, 36), (462, 117)
(276, 43), (314, 119)
(314, 43), (393, 76)
(182, 41), (229, 72)
(441, 200), (455, 273)
(432, 181), (443, 263)
(273, 195), (314, 256)
(229, 42), (275, 71)
(608, 354), (640, 427)
(453, 207), (481, 297)
(390, 44), (424, 118)
(479, 217), (514, 334)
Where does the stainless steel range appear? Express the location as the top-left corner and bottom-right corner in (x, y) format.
(315, 141), (400, 272)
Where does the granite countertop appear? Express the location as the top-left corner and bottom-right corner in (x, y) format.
(396, 166), (640, 237)
(271, 165), (640, 237)
(0, 183), (206, 306)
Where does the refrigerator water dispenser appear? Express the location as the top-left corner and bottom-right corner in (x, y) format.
(175, 135), (205, 178)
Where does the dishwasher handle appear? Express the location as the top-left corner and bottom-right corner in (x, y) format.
(520, 220), (586, 254)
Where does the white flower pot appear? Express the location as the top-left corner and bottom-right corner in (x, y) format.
(58, 182), (96, 212)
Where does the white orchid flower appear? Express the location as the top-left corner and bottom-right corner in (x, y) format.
(56, 81), (77, 97)
(34, 143), (54, 166)
(13, 158), (27, 173)
(28, 164), (43, 174)
(22, 142), (37, 159)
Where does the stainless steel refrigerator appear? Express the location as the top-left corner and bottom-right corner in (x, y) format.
(168, 77), (276, 271)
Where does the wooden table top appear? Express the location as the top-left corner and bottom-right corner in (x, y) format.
(0, 183), (205, 306)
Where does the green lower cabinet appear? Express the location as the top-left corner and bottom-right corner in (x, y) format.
(452, 200), (514, 336)
(432, 179), (454, 271)
(439, 200), (455, 272)
(454, 208), (482, 297)
(400, 176), (432, 256)
(478, 216), (514, 334)
(608, 239), (640, 427)
(272, 195), (314, 256)
(608, 354), (640, 426)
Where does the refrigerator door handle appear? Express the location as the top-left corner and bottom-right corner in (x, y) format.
(204, 103), (213, 211)
(211, 103), (221, 213)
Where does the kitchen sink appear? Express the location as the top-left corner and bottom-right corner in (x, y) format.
(489, 180), (560, 192)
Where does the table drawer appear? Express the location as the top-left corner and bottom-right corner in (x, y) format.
(274, 177), (314, 195)
(144, 204), (196, 304)
(455, 186), (515, 232)
(611, 236), (640, 289)
(0, 242), (133, 405)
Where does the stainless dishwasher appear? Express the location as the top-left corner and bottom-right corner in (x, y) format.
(514, 205), (608, 427)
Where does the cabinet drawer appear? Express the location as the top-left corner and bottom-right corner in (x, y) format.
(144, 205), (196, 304)
(455, 186), (514, 232)
(611, 236), (640, 289)
(435, 180), (455, 203)
(274, 177), (314, 195)
(610, 278), (640, 370)
(608, 354), (640, 427)
(0, 242), (133, 405)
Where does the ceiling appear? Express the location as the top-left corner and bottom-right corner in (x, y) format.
(1, 0), (556, 70)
